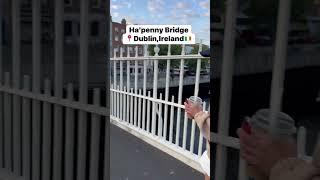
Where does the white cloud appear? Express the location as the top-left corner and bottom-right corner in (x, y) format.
(199, 1), (209, 10)
(203, 11), (210, 17)
(147, 0), (165, 13)
(175, 2), (188, 9)
(113, 12), (119, 18)
(111, 5), (119, 10)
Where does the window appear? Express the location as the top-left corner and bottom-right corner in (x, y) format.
(121, 29), (125, 33)
(91, 21), (99, 37)
(64, 0), (72, 6)
(64, 21), (72, 36)
(115, 27), (119, 32)
(115, 36), (119, 41)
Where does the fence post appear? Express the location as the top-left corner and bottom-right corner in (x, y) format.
(297, 126), (307, 159)
(22, 76), (31, 180)
(4, 72), (11, 170)
(215, 0), (238, 179)
(12, 0), (22, 175)
(89, 88), (101, 180)
(176, 44), (186, 146)
(152, 45), (160, 135)
(269, 0), (291, 135)
(64, 83), (75, 180)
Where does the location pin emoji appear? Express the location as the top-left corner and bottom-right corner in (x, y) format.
(128, 35), (132, 41)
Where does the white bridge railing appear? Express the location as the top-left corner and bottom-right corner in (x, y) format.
(110, 43), (210, 172)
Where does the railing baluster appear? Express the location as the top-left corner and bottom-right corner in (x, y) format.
(32, 0), (42, 178)
(4, 72), (11, 170)
(134, 47), (138, 127)
(42, 79), (52, 180)
(22, 76), (31, 180)
(297, 126), (307, 159)
(89, 89), (101, 180)
(65, 83), (75, 180)
(12, 0), (22, 175)
(269, 0), (291, 134)
(198, 102), (206, 156)
(169, 96), (175, 143)
(163, 45), (171, 140)
(190, 41), (203, 153)
(215, 0), (238, 179)
(130, 88), (134, 125)
(138, 89), (142, 128)
(77, 0), (89, 180)
(142, 45), (148, 131)
(117, 85), (120, 118)
(53, 0), (64, 179)
(176, 44), (186, 146)
(182, 111), (188, 149)
(147, 91), (151, 132)
(158, 93), (163, 137)
(123, 86), (127, 123)
(152, 45), (160, 135)
(120, 56), (123, 121)
(0, 10), (2, 168)
(111, 84), (114, 116)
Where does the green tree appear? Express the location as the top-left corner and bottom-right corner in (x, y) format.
(148, 45), (182, 69)
(186, 44), (210, 72)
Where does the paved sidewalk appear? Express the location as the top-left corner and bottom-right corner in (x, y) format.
(110, 124), (203, 180)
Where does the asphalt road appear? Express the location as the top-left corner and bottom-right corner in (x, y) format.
(110, 124), (203, 180)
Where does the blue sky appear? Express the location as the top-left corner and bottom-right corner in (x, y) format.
(111, 0), (210, 46)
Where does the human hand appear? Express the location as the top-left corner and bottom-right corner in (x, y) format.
(184, 99), (202, 119)
(237, 128), (297, 175)
(270, 158), (320, 180)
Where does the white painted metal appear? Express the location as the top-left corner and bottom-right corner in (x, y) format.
(22, 76), (31, 180)
(269, 0), (291, 135)
(158, 93), (163, 137)
(152, 45), (160, 135)
(4, 72), (11, 170)
(134, 47), (138, 127)
(120, 53), (124, 121)
(117, 85), (120, 118)
(215, 0), (238, 179)
(77, 0), (89, 180)
(130, 88), (134, 125)
(197, 102), (206, 156)
(111, 54), (207, 61)
(182, 112), (188, 150)
(169, 96), (175, 143)
(32, 0), (41, 179)
(111, 84), (114, 116)
(298, 126), (307, 159)
(147, 91), (151, 132)
(0, 10), (2, 168)
(53, 0), (64, 179)
(175, 45), (186, 146)
(65, 83), (74, 180)
(12, 0), (22, 175)
(142, 45), (148, 131)
(89, 89), (101, 180)
(138, 89), (142, 128)
(42, 79), (52, 180)
(163, 44), (171, 140)
(190, 41), (203, 153)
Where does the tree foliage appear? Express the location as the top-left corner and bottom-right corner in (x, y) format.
(147, 44), (209, 71)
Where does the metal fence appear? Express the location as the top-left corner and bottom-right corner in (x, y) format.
(0, 0), (109, 180)
(212, 0), (312, 180)
(110, 43), (210, 172)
